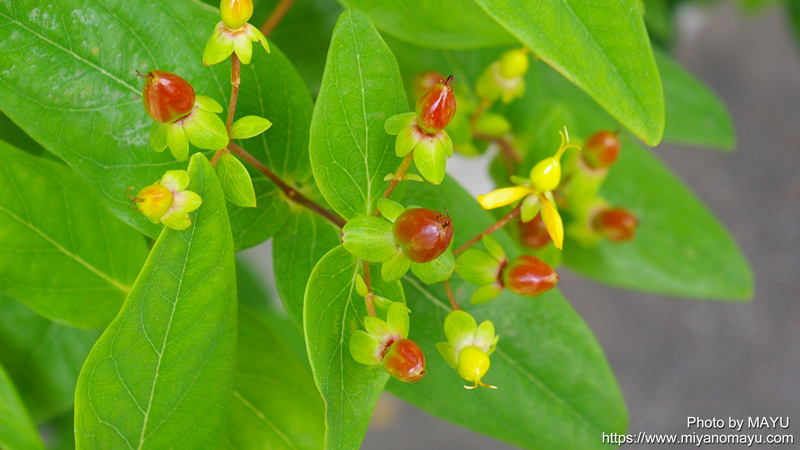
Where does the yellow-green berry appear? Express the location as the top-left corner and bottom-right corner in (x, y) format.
(220, 0), (253, 29)
(135, 184), (173, 219)
(529, 157), (561, 192)
(457, 346), (491, 384)
(499, 49), (529, 79)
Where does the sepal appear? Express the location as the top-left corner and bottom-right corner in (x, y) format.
(342, 216), (398, 262)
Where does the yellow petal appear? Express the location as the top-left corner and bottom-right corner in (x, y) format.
(539, 194), (564, 250)
(477, 187), (534, 210)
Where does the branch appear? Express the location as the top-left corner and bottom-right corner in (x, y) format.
(453, 204), (521, 256)
(260, 0), (297, 37)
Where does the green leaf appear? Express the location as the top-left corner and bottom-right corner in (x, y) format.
(563, 142), (753, 300)
(224, 307), (324, 450)
(339, 0), (515, 49)
(387, 175), (628, 450)
(309, 9), (408, 219)
(376, 198), (405, 222)
(0, 361), (45, 450)
(470, 0), (665, 145)
(216, 151), (258, 208)
(273, 209), (342, 327)
(230, 115), (273, 140)
(75, 153), (238, 450)
(0, 294), (100, 423)
(342, 216), (398, 262)
(304, 245), (404, 450)
(655, 49), (736, 150)
(0, 141), (148, 328)
(0, 0), (312, 251)
(0, 112), (46, 156)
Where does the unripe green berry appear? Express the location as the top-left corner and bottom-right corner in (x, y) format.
(593, 207), (639, 242)
(499, 49), (529, 79)
(383, 339), (426, 383)
(529, 157), (562, 192)
(457, 346), (490, 384)
(135, 184), (173, 219)
(415, 75), (457, 134)
(141, 71), (195, 124)
(220, 0), (253, 29)
(393, 208), (454, 263)
(582, 130), (620, 169)
(502, 255), (559, 297)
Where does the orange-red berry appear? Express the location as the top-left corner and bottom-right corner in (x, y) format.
(141, 71), (195, 124)
(593, 207), (639, 242)
(582, 130), (620, 169)
(501, 255), (559, 297)
(415, 75), (457, 134)
(518, 214), (551, 249)
(383, 339), (426, 383)
(393, 208), (454, 263)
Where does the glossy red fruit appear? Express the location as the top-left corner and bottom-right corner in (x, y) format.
(518, 214), (550, 249)
(415, 75), (457, 134)
(501, 255), (559, 297)
(393, 208), (454, 263)
(593, 207), (639, 242)
(142, 71), (195, 123)
(383, 339), (426, 383)
(582, 130), (620, 169)
(414, 71), (446, 98)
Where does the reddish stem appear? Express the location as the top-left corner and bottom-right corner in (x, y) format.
(443, 280), (460, 311)
(374, 152), (415, 216)
(362, 261), (377, 317)
(226, 54), (241, 134)
(453, 204), (522, 256)
(260, 0), (297, 37)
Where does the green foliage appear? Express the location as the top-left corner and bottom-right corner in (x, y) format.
(0, 142), (147, 328)
(0, 361), (45, 450)
(74, 154), (237, 450)
(216, 151), (258, 208)
(309, 9), (408, 219)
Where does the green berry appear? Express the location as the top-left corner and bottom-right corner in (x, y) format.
(220, 0), (253, 29)
(457, 346), (490, 384)
(499, 48), (529, 79)
(135, 184), (173, 219)
(529, 157), (561, 192)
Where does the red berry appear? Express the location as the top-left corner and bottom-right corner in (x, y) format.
(383, 339), (426, 383)
(393, 208), (454, 263)
(141, 71), (195, 123)
(592, 207), (638, 242)
(415, 75), (457, 134)
(582, 130), (620, 169)
(414, 71), (446, 98)
(501, 255), (559, 297)
(517, 214), (550, 249)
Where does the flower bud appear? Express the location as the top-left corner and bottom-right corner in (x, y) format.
(383, 339), (426, 383)
(220, 0), (253, 30)
(141, 71), (195, 123)
(502, 255), (559, 297)
(135, 184), (173, 219)
(415, 75), (457, 134)
(499, 48), (529, 79)
(592, 207), (639, 242)
(582, 130), (620, 169)
(457, 346), (491, 386)
(393, 208), (454, 263)
(413, 71), (446, 98)
(517, 214), (550, 249)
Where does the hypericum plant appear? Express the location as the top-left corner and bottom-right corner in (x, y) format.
(0, 0), (755, 450)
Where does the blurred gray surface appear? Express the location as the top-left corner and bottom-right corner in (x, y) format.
(245, 2), (800, 448)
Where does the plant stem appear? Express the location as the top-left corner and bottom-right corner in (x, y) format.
(260, 0), (297, 37)
(210, 148), (227, 166)
(453, 204), (521, 256)
(226, 54), (241, 134)
(374, 152), (414, 216)
(226, 142), (347, 228)
(443, 280), (460, 311)
(362, 261), (377, 317)
(470, 98), (492, 130)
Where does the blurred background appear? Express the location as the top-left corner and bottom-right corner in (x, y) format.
(243, 1), (800, 448)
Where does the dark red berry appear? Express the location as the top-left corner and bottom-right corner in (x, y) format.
(383, 339), (426, 383)
(582, 130), (620, 169)
(414, 71), (446, 98)
(141, 70), (195, 123)
(501, 255), (559, 297)
(592, 207), (638, 242)
(518, 214), (551, 249)
(392, 208), (454, 263)
(415, 75), (457, 134)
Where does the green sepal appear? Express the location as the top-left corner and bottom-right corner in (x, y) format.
(150, 121), (168, 152)
(215, 151), (256, 208)
(160, 209), (191, 231)
(166, 122), (189, 161)
(403, 174), (424, 182)
(413, 135), (446, 185)
(349, 330), (382, 366)
(455, 249), (501, 286)
(520, 193), (541, 223)
(381, 250), (411, 282)
(355, 274), (369, 297)
(482, 234), (506, 261)
(435, 341), (458, 369)
(470, 283), (503, 305)
(475, 320), (499, 355)
(183, 108), (228, 151)
(443, 310), (478, 354)
(386, 302), (410, 338)
(194, 95), (224, 113)
(364, 316), (394, 343)
(245, 24), (270, 55)
(395, 124), (420, 157)
(203, 22), (234, 66)
(377, 198), (405, 222)
(384, 112), (415, 135)
(372, 295), (395, 317)
(342, 216), (398, 262)
(230, 115), (273, 140)
(233, 32), (253, 64)
(510, 175), (530, 186)
(440, 130), (453, 158)
(410, 248), (455, 284)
